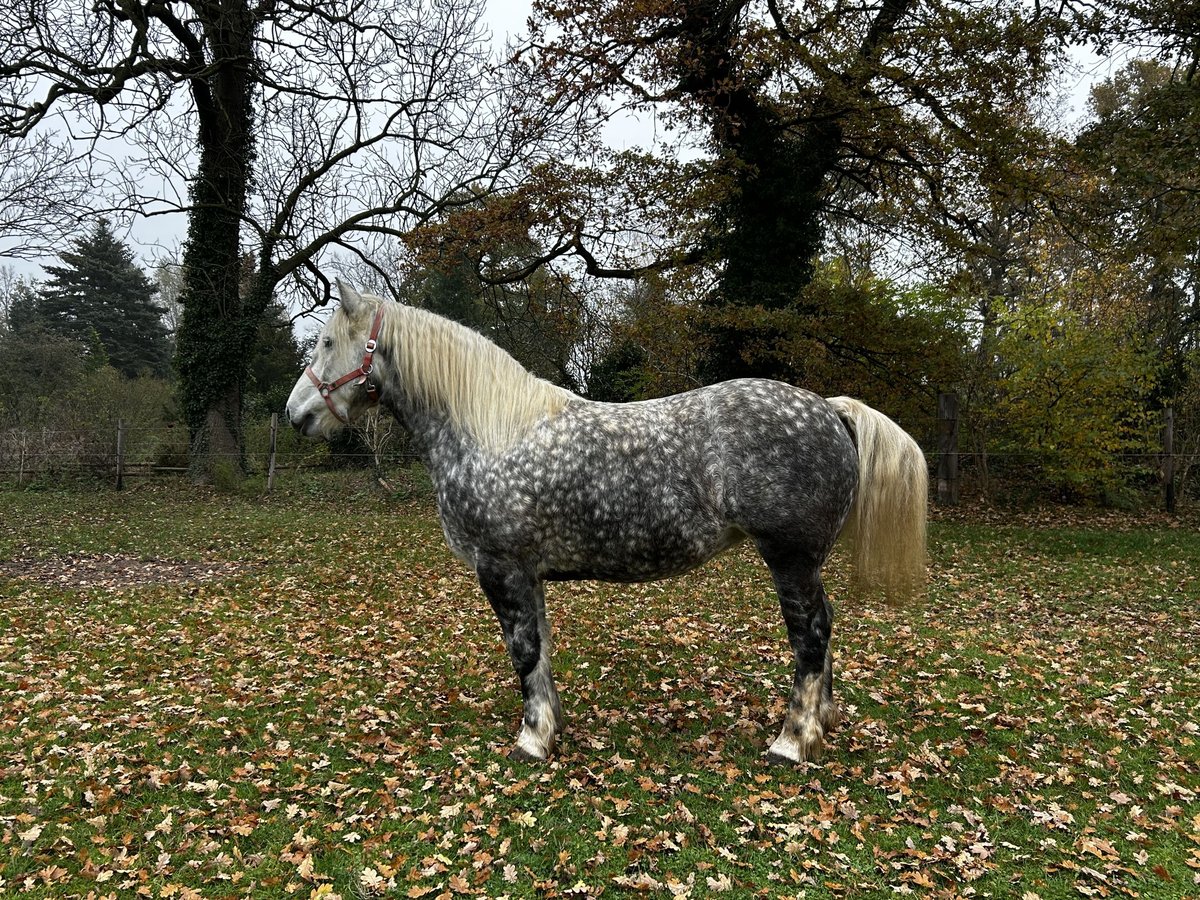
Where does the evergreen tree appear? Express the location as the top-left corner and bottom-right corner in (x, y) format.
(36, 219), (171, 378)
(5, 281), (41, 334)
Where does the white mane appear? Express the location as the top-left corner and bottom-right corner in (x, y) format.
(372, 300), (575, 453)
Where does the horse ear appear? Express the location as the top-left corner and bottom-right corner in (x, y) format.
(336, 278), (365, 314)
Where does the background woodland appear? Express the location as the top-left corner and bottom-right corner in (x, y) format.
(0, 0), (1197, 504)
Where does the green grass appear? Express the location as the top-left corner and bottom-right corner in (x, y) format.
(0, 478), (1197, 899)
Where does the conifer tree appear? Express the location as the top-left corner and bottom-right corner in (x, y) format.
(36, 219), (171, 378)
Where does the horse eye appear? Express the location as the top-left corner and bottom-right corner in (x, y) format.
(323, 337), (332, 349)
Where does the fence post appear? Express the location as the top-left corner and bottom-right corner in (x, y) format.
(115, 419), (126, 490)
(267, 412), (279, 493)
(1164, 406), (1175, 514)
(17, 431), (27, 488)
(936, 392), (959, 505)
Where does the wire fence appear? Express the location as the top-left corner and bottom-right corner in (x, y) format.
(0, 420), (419, 487)
(0, 417), (1192, 510)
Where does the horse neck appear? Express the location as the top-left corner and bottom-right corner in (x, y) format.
(376, 304), (573, 456)
(384, 396), (470, 471)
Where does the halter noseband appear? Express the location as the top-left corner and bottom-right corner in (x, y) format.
(305, 306), (386, 425)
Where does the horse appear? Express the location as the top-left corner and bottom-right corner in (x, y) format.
(286, 280), (927, 764)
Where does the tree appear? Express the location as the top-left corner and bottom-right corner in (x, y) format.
(587, 339), (649, 402)
(983, 300), (1156, 501)
(1051, 51), (1200, 505)
(0, 320), (180, 481)
(510, 0), (1077, 380)
(582, 273), (724, 401)
(1090, 1), (1200, 66)
(0, 267), (35, 328)
(245, 300), (306, 421)
(153, 262), (185, 341)
(26, 219), (171, 378)
(407, 256), (590, 393)
(404, 196), (595, 392)
(4, 280), (41, 335)
(0, 326), (92, 427)
(0, 0), (562, 476)
(1074, 59), (1200, 402)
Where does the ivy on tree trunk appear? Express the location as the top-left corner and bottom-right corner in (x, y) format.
(171, 2), (260, 478)
(675, 0), (914, 382)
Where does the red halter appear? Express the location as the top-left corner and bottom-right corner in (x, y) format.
(305, 306), (386, 424)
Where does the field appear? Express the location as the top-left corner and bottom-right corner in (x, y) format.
(0, 478), (1197, 899)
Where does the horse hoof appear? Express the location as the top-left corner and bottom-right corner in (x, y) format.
(507, 746), (547, 764)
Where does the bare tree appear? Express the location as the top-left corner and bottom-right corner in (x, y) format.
(0, 0), (566, 473)
(0, 134), (92, 261)
(0, 264), (18, 325)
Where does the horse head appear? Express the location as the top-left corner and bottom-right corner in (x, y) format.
(286, 280), (385, 437)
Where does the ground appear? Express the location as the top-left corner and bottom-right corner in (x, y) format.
(0, 480), (1197, 899)
(0, 550), (248, 589)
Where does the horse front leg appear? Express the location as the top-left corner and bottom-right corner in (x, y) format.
(476, 559), (562, 762)
(759, 544), (839, 764)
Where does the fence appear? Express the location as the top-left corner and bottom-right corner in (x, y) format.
(933, 393), (1188, 512)
(0, 415), (419, 490)
(0, 401), (1192, 510)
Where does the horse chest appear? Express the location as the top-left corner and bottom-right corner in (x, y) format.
(431, 454), (535, 564)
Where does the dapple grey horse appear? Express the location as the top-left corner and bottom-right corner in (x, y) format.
(287, 281), (927, 764)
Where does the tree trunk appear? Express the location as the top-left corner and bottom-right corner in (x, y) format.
(686, 0), (914, 383)
(172, 1), (260, 481)
(188, 388), (244, 482)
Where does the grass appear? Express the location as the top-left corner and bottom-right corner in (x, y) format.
(0, 476), (1197, 899)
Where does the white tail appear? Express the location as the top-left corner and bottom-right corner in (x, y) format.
(826, 396), (928, 600)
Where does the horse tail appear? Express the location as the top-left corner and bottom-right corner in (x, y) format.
(826, 396), (928, 601)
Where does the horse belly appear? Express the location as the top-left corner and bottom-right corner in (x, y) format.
(536, 475), (740, 582)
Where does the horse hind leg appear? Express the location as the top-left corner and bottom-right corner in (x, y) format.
(476, 560), (562, 762)
(820, 634), (839, 731)
(759, 542), (839, 764)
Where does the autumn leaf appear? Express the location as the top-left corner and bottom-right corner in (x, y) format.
(705, 873), (734, 892)
(297, 855), (317, 882)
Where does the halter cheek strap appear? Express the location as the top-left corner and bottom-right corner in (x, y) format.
(304, 307), (386, 425)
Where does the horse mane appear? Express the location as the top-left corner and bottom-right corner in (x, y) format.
(359, 298), (575, 452)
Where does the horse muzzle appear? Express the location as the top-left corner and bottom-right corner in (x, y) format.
(286, 404), (321, 438)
